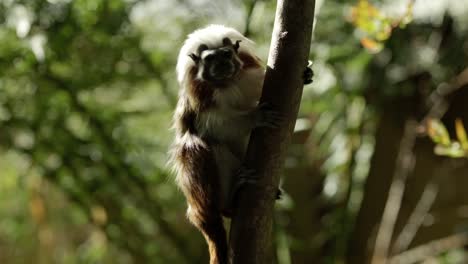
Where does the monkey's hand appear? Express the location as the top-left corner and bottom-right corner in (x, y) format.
(303, 60), (314, 85)
(254, 102), (284, 129)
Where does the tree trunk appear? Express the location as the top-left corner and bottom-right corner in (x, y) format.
(228, 0), (316, 263)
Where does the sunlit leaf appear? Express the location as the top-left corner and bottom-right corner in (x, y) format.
(29, 196), (46, 223)
(455, 119), (468, 151)
(350, 0), (415, 52)
(375, 20), (392, 41)
(360, 37), (383, 53)
(427, 119), (451, 147)
(434, 143), (466, 158)
(91, 205), (108, 226)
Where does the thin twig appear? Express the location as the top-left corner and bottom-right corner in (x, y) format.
(243, 0), (258, 38)
(423, 67), (468, 123)
(371, 119), (418, 264)
(391, 181), (438, 253)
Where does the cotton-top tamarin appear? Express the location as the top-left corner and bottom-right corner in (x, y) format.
(170, 25), (312, 264)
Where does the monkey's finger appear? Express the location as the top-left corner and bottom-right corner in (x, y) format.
(262, 112), (285, 128)
(303, 67), (314, 85)
(276, 188), (283, 200)
(236, 165), (258, 179)
(227, 166), (261, 208)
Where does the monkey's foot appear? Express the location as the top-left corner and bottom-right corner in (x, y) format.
(255, 102), (284, 129)
(228, 166), (282, 212)
(226, 165), (259, 210)
(303, 60), (314, 85)
(237, 167), (282, 201)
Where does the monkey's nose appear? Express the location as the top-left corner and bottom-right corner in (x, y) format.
(221, 49), (233, 59)
(216, 61), (232, 72)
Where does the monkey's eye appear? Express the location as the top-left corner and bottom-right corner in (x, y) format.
(220, 49), (233, 58)
(204, 54), (215, 62)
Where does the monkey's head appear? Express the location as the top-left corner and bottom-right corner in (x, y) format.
(176, 25), (257, 87)
(189, 37), (242, 83)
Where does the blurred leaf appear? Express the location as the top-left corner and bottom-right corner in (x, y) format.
(455, 119), (468, 151)
(29, 196), (46, 224)
(427, 119), (451, 147)
(350, 0), (415, 53)
(434, 143), (466, 158)
(360, 37), (383, 53)
(399, 0), (414, 28)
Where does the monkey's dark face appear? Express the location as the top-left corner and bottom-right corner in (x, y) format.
(189, 38), (242, 84)
(199, 47), (240, 82)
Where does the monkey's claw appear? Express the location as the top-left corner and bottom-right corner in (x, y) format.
(256, 102), (284, 129)
(303, 61), (314, 85)
(276, 188), (283, 200)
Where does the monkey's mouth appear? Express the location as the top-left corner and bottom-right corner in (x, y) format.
(209, 62), (238, 81)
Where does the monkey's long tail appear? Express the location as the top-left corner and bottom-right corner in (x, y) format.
(176, 137), (229, 264)
(196, 211), (228, 264)
(186, 203), (228, 264)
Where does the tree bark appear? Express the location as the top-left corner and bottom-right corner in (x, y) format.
(228, 0), (316, 263)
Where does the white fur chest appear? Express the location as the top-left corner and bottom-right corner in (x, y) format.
(195, 67), (264, 142)
(213, 67), (264, 110)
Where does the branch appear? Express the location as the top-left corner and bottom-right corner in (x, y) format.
(370, 119), (418, 264)
(243, 0), (258, 37)
(423, 67), (468, 122)
(391, 180), (438, 254)
(390, 233), (468, 264)
(229, 0), (316, 263)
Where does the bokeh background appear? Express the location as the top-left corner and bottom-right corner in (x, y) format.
(1, 0), (468, 263)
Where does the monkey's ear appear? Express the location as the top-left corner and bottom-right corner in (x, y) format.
(222, 37), (232, 46)
(197, 44), (209, 55)
(189, 53), (200, 63)
(234, 40), (241, 52)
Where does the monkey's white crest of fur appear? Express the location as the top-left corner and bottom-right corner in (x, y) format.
(176, 25), (256, 85)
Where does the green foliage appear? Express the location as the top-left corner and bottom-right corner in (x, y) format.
(0, 0), (193, 263)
